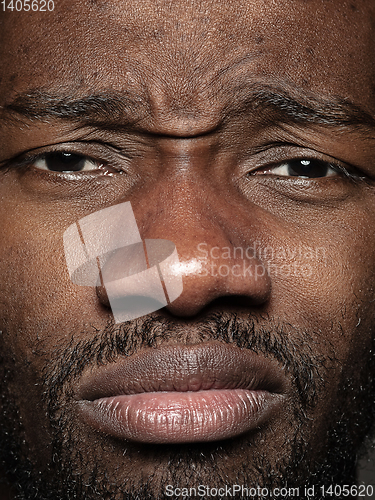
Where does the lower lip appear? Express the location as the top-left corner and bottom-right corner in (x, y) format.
(78, 389), (276, 443)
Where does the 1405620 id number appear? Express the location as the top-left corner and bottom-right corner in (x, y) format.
(1, 0), (54, 10)
(320, 484), (374, 497)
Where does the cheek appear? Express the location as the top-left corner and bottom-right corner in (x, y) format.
(0, 209), (107, 469)
(261, 197), (375, 424)
(269, 199), (375, 328)
(0, 208), (107, 363)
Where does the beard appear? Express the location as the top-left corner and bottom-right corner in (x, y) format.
(1, 312), (375, 500)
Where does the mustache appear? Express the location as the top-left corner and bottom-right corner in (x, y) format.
(44, 311), (328, 410)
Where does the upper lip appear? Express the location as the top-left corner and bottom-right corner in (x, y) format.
(75, 342), (289, 401)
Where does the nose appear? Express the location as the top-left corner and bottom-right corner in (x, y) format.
(143, 206), (271, 318)
(95, 173), (271, 319)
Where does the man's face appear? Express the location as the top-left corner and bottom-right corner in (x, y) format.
(1, 1), (375, 498)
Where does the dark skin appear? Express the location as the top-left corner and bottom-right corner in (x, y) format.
(0, 0), (375, 498)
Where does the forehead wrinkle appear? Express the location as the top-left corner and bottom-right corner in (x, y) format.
(1, 79), (375, 140)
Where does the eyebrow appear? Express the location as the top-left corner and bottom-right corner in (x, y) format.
(2, 84), (375, 135)
(225, 83), (375, 133)
(1, 90), (147, 128)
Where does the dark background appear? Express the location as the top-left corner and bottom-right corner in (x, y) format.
(358, 443), (375, 498)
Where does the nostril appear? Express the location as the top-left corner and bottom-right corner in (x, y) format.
(165, 291), (270, 318)
(163, 255), (272, 318)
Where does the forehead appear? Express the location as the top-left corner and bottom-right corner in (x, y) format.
(0, 0), (375, 121)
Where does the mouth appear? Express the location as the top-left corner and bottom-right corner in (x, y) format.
(75, 342), (288, 444)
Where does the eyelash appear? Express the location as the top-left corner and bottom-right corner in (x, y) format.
(1, 148), (366, 185)
(324, 163), (362, 181)
(253, 159), (356, 179)
(245, 151), (365, 183)
(1, 150), (125, 176)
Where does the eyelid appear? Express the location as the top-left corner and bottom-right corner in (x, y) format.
(2, 141), (131, 175)
(14, 151), (110, 175)
(241, 145), (364, 181)
(272, 159), (359, 180)
(253, 159), (337, 177)
(33, 153), (101, 172)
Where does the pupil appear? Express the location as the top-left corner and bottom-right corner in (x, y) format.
(45, 152), (86, 172)
(288, 159), (329, 178)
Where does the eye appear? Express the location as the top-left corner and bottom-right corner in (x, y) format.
(255, 159), (337, 178)
(33, 152), (101, 173)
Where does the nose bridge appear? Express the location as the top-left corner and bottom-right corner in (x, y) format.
(135, 159), (241, 272)
(138, 136), (230, 238)
(140, 173), (215, 242)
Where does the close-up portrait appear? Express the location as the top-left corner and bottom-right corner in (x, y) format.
(0, 0), (375, 499)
